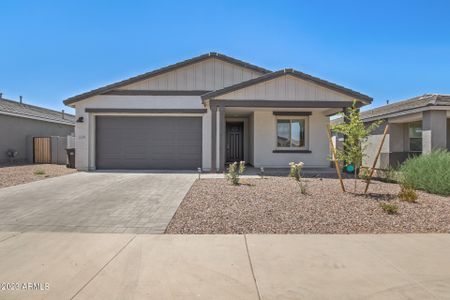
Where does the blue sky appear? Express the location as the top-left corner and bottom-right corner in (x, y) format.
(1, 0), (450, 114)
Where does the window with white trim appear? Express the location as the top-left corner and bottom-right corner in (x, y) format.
(276, 119), (306, 148)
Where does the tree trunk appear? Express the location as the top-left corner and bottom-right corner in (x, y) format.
(354, 166), (357, 193)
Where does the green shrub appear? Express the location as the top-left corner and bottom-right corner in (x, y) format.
(34, 169), (45, 175)
(398, 184), (418, 202)
(400, 150), (450, 196)
(380, 202), (398, 214)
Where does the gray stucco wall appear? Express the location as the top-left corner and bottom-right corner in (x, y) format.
(389, 123), (405, 152)
(0, 114), (74, 163)
(363, 119), (389, 169)
(51, 136), (69, 164)
(364, 120), (416, 169)
(422, 110), (447, 153)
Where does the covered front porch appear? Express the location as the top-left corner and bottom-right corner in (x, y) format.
(209, 104), (352, 172)
(202, 68), (373, 172)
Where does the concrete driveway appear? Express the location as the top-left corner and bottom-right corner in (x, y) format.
(0, 233), (449, 299)
(0, 172), (197, 233)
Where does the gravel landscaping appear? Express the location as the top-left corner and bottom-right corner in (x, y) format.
(0, 164), (76, 188)
(166, 177), (450, 234)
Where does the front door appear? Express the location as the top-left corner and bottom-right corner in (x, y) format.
(226, 122), (244, 163)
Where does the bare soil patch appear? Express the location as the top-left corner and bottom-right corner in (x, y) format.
(0, 164), (77, 188)
(166, 177), (450, 234)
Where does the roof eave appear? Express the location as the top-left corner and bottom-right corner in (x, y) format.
(201, 69), (373, 104)
(0, 110), (75, 126)
(362, 104), (450, 122)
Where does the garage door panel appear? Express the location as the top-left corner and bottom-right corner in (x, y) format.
(96, 116), (202, 170)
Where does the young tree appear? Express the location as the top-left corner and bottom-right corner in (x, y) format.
(331, 101), (382, 192)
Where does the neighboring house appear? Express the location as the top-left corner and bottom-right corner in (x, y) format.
(0, 96), (75, 164)
(332, 94), (450, 169)
(63, 52), (372, 171)
(362, 94), (450, 169)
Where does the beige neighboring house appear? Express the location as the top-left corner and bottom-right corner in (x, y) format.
(333, 94), (450, 170)
(63, 52), (372, 172)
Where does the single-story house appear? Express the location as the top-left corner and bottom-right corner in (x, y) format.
(63, 52), (372, 172)
(0, 95), (75, 164)
(360, 94), (450, 169)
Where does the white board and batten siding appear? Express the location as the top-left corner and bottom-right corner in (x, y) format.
(117, 57), (264, 91)
(72, 57), (266, 172)
(215, 74), (355, 102)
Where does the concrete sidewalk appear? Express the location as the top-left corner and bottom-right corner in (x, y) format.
(0, 233), (449, 299)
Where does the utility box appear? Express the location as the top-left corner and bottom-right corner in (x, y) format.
(66, 148), (75, 169)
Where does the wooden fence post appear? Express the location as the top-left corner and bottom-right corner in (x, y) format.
(364, 124), (389, 194)
(326, 125), (346, 192)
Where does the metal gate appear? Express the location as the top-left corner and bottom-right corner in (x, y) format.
(33, 137), (52, 163)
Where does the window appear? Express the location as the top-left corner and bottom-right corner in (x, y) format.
(277, 119), (306, 148)
(409, 121), (422, 152)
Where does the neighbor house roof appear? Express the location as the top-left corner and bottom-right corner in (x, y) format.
(63, 52), (272, 106)
(360, 94), (450, 121)
(201, 68), (373, 104)
(330, 94), (450, 124)
(0, 97), (75, 125)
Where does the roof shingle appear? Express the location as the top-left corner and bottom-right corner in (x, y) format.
(330, 94), (450, 124)
(360, 94), (450, 121)
(0, 97), (75, 125)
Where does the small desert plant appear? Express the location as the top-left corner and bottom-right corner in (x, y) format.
(289, 162), (304, 181)
(380, 202), (398, 214)
(398, 184), (418, 203)
(400, 150), (450, 196)
(226, 161), (246, 185)
(299, 182), (307, 195)
(358, 167), (371, 181)
(34, 169), (45, 175)
(289, 162), (307, 194)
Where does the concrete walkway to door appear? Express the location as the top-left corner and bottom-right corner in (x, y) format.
(0, 233), (449, 299)
(0, 171), (197, 234)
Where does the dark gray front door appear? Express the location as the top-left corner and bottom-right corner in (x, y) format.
(226, 122), (244, 163)
(96, 116), (202, 170)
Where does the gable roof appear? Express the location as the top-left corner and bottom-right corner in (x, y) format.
(201, 69), (373, 104)
(0, 97), (75, 125)
(63, 52), (271, 106)
(360, 94), (450, 121)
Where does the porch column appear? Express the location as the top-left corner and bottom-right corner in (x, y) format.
(211, 104), (217, 172)
(219, 105), (226, 172)
(422, 110), (447, 153)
